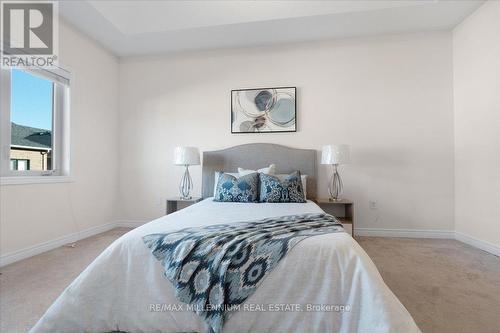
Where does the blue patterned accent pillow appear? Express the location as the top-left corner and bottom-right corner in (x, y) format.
(214, 172), (259, 202)
(259, 171), (306, 203)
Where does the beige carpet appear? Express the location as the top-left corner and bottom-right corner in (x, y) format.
(357, 237), (500, 333)
(0, 228), (130, 333)
(1, 230), (499, 333)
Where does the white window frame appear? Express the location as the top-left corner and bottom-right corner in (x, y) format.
(0, 66), (71, 185)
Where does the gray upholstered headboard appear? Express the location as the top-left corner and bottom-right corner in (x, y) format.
(202, 143), (317, 199)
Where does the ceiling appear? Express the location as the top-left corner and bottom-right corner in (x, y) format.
(59, 0), (484, 57)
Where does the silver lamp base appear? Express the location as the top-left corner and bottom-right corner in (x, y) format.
(328, 164), (343, 201)
(179, 165), (193, 200)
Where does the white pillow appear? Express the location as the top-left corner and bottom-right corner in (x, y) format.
(276, 174), (308, 199)
(213, 172), (239, 196)
(238, 164), (276, 177)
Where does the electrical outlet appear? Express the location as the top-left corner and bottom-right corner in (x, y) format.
(369, 201), (378, 210)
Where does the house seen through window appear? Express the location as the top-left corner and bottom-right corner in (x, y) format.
(1, 66), (70, 179)
(10, 69), (54, 171)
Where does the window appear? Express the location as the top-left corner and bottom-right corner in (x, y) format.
(0, 67), (70, 179)
(10, 159), (30, 171)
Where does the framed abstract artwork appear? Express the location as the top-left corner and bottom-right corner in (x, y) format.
(231, 87), (296, 133)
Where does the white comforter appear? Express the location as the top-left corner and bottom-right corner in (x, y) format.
(30, 199), (420, 333)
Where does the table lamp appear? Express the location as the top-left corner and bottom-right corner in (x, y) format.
(321, 144), (350, 201)
(174, 146), (200, 200)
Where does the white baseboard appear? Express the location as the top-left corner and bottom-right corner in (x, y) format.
(356, 227), (454, 239)
(357, 227), (499, 257)
(455, 232), (500, 257)
(0, 220), (148, 267)
(0, 222), (116, 267)
(114, 220), (148, 228)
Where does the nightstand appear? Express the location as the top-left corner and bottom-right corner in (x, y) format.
(166, 197), (202, 215)
(316, 198), (355, 237)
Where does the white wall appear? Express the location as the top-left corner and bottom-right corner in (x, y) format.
(453, 1), (500, 247)
(118, 31), (455, 233)
(0, 21), (119, 259)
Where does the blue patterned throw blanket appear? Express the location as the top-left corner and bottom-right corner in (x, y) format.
(142, 213), (343, 333)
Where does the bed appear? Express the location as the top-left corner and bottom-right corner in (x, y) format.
(30, 143), (420, 333)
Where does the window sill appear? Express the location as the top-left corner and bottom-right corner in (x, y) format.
(0, 176), (74, 185)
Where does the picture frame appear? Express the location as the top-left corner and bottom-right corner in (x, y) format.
(231, 86), (297, 133)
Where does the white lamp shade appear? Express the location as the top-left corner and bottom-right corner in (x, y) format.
(174, 147), (200, 165)
(321, 144), (350, 165)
